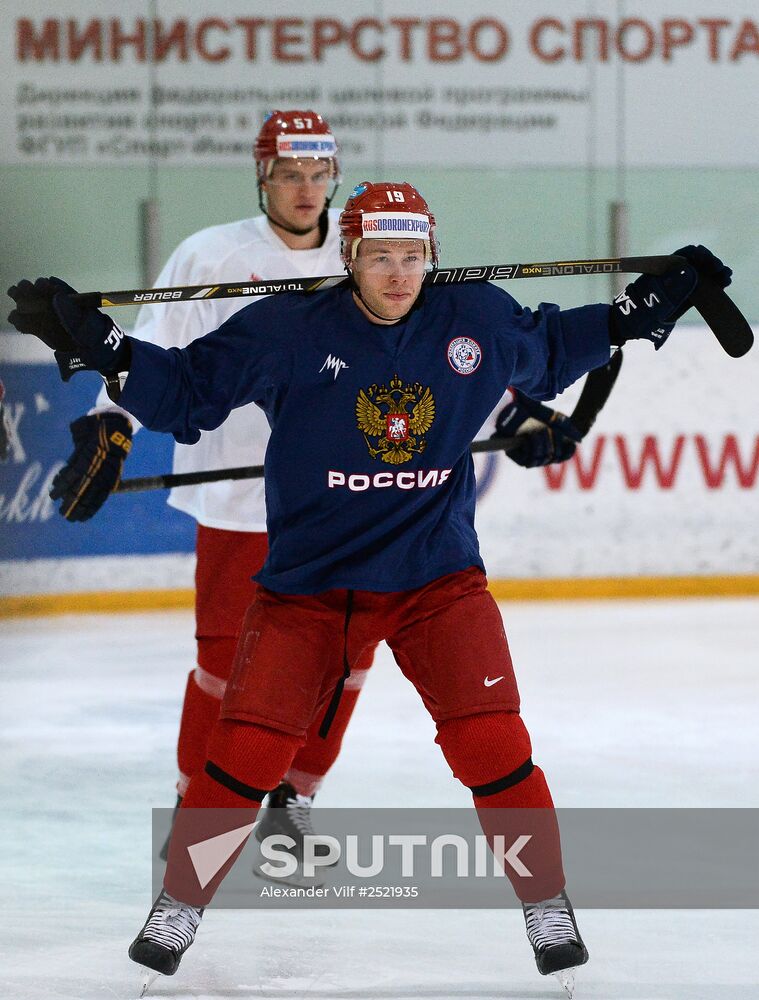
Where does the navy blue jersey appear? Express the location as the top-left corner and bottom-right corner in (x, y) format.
(120, 282), (610, 593)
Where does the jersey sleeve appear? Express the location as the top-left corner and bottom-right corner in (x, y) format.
(91, 236), (219, 428)
(485, 289), (611, 401)
(118, 299), (292, 444)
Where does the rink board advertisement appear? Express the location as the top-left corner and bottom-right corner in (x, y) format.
(1, 0), (758, 168)
(1, 324), (757, 595)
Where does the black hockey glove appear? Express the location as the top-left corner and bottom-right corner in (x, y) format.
(609, 245), (732, 351)
(49, 413), (132, 521)
(7, 277), (83, 380)
(7, 276), (130, 380)
(609, 262), (697, 351)
(491, 390), (582, 468)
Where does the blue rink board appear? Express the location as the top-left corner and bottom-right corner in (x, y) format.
(0, 363), (195, 560)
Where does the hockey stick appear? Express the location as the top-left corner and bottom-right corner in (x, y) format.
(116, 352), (623, 495)
(80, 255), (679, 309)
(72, 254), (752, 359)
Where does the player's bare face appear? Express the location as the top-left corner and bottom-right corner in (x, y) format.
(352, 240), (427, 324)
(263, 159), (332, 237)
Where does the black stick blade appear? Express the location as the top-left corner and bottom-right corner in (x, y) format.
(690, 280), (754, 358)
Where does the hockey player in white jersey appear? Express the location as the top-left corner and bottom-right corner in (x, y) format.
(45, 111), (381, 855)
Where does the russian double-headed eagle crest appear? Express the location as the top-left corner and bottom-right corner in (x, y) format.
(355, 374), (435, 464)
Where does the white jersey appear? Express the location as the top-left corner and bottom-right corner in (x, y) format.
(96, 209), (342, 531)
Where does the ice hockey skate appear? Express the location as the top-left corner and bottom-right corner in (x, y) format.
(252, 781), (333, 888)
(522, 890), (589, 998)
(129, 890), (203, 994)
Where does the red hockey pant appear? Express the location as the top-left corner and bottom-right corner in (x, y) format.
(164, 568), (565, 906)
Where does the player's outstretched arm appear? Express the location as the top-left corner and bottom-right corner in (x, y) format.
(609, 244), (732, 350)
(8, 275), (285, 445)
(499, 245), (733, 466)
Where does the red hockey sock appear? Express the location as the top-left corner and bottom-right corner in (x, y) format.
(436, 711), (565, 903)
(165, 719), (303, 905)
(179, 719), (301, 807)
(284, 646), (374, 796)
(176, 637), (237, 795)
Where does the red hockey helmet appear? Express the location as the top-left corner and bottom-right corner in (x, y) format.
(339, 181), (439, 269)
(254, 110), (341, 184)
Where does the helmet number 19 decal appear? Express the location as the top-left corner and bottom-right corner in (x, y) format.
(339, 181), (439, 268)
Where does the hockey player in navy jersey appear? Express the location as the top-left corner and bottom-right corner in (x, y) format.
(8, 182), (732, 994)
(20, 109), (580, 883)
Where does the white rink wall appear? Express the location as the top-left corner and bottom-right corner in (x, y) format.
(1, 553), (197, 597)
(1, 323), (757, 599)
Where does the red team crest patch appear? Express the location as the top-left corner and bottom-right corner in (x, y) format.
(386, 414), (409, 442)
(447, 337), (482, 375)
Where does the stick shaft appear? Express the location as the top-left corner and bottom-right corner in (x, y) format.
(119, 437), (515, 494)
(118, 462), (265, 493)
(83, 255), (684, 308)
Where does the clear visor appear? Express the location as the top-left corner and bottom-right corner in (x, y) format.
(350, 239), (431, 275)
(265, 158), (337, 189)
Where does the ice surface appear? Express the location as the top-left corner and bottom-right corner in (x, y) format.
(2, 598), (758, 999)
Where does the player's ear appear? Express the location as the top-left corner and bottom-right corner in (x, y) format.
(347, 260), (360, 285)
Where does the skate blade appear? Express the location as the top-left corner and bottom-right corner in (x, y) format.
(553, 967), (576, 999)
(138, 968), (161, 997)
